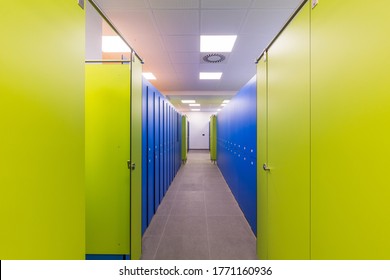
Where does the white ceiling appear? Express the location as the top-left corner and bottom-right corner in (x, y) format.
(93, 0), (303, 112)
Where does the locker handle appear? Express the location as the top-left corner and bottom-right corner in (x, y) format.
(263, 163), (270, 171)
(127, 160), (136, 170)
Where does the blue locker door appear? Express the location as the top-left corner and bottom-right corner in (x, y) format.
(159, 98), (164, 199)
(164, 103), (168, 192)
(154, 93), (160, 211)
(141, 81), (148, 234)
(147, 88), (155, 225)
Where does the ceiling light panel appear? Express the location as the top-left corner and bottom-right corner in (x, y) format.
(102, 36), (131, 53)
(181, 100), (196, 103)
(191, 109), (201, 111)
(200, 35), (237, 52)
(223, 100), (230, 103)
(199, 72), (222, 80)
(189, 104), (200, 107)
(142, 73), (156, 80)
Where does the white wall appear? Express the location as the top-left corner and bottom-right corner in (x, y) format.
(186, 112), (213, 150)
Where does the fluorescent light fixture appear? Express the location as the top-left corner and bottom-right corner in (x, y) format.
(223, 100), (230, 104)
(181, 100), (196, 104)
(142, 72), (156, 80)
(189, 104), (200, 107)
(191, 109), (201, 111)
(200, 35), (237, 52)
(199, 72), (222, 80)
(221, 103), (227, 106)
(102, 36), (131, 53)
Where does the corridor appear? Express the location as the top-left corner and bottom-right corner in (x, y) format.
(141, 150), (257, 260)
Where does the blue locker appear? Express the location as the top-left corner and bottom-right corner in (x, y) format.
(147, 87), (155, 225)
(159, 98), (164, 199)
(154, 93), (160, 211)
(141, 80), (148, 234)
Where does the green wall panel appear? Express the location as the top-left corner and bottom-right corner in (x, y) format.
(85, 64), (130, 255)
(210, 115), (217, 161)
(0, 0), (85, 259)
(130, 55), (143, 260)
(266, 2), (311, 260)
(311, 0), (390, 259)
(182, 115), (188, 161)
(256, 56), (268, 260)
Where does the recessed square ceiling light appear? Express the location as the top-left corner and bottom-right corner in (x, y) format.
(191, 109), (201, 111)
(199, 72), (222, 80)
(189, 104), (200, 107)
(200, 35), (237, 52)
(181, 100), (196, 104)
(142, 72), (156, 80)
(221, 103), (227, 106)
(217, 109), (221, 111)
(102, 36), (131, 53)
(223, 100), (230, 104)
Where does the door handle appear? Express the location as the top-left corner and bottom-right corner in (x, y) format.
(263, 163), (270, 171)
(127, 160), (136, 170)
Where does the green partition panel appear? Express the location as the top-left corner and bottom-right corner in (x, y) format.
(256, 55), (268, 260)
(266, 2), (311, 260)
(181, 115), (188, 162)
(85, 64), (130, 255)
(130, 54), (143, 260)
(0, 0), (85, 259)
(210, 115), (217, 161)
(311, 0), (390, 259)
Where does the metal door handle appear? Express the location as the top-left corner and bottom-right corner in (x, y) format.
(263, 163), (270, 171)
(127, 160), (136, 170)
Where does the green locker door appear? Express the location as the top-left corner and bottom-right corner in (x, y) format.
(266, 2), (310, 259)
(0, 0), (85, 259)
(210, 115), (217, 162)
(85, 64), (130, 255)
(182, 115), (188, 162)
(257, 55), (268, 260)
(130, 54), (143, 260)
(311, 0), (390, 259)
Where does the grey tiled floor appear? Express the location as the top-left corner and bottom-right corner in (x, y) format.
(141, 150), (257, 260)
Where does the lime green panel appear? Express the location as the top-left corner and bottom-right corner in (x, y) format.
(267, 2), (310, 259)
(130, 55), (143, 260)
(85, 64), (130, 254)
(210, 115), (217, 161)
(311, 0), (390, 259)
(0, 1), (85, 259)
(256, 56), (268, 260)
(182, 115), (188, 161)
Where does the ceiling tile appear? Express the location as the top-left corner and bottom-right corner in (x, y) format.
(163, 36), (199, 52)
(96, 0), (149, 10)
(107, 10), (159, 35)
(149, 0), (199, 9)
(169, 52), (200, 63)
(241, 9), (295, 36)
(201, 0), (252, 9)
(251, 0), (303, 9)
(201, 10), (246, 34)
(153, 10), (200, 35)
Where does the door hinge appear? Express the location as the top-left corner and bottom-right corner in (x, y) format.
(78, 0), (85, 9)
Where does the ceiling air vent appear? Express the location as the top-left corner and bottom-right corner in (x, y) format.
(203, 53), (226, 63)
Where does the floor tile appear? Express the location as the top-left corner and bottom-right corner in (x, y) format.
(155, 235), (210, 260)
(164, 216), (207, 237)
